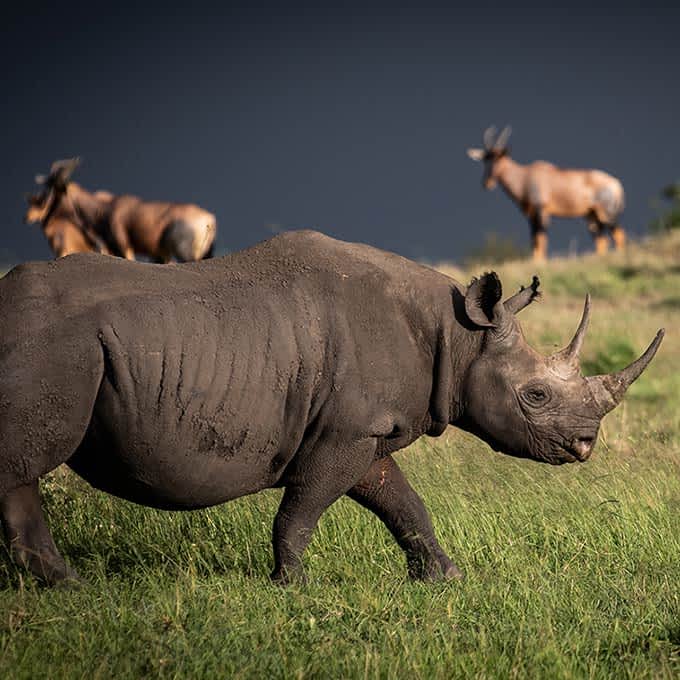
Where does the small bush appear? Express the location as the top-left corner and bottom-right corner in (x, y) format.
(649, 182), (680, 232)
(581, 338), (638, 375)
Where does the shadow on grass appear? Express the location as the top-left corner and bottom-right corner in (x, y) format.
(652, 295), (680, 310)
(614, 265), (641, 280)
(603, 625), (680, 662)
(612, 264), (679, 280)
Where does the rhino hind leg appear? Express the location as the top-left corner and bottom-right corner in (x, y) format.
(1, 481), (81, 585)
(271, 437), (378, 585)
(0, 337), (103, 585)
(347, 456), (463, 581)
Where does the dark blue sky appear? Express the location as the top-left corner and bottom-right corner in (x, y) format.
(2, 3), (678, 264)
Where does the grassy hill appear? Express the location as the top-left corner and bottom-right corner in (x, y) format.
(1, 233), (678, 679)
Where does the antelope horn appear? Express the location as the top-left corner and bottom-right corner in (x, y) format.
(552, 295), (591, 368)
(483, 125), (497, 150)
(50, 157), (80, 181)
(586, 329), (665, 414)
(494, 125), (512, 150)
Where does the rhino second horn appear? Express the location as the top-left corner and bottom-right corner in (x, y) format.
(586, 328), (665, 414)
(550, 294), (591, 373)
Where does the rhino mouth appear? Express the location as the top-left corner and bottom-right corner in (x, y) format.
(553, 449), (580, 464)
(549, 436), (595, 464)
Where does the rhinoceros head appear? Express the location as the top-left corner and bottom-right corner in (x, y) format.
(457, 272), (664, 464)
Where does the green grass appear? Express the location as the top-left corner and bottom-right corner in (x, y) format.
(1, 234), (679, 679)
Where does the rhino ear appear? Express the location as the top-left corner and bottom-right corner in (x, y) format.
(465, 272), (505, 328)
(504, 275), (540, 315)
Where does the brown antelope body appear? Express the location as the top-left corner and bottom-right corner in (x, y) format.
(26, 159), (217, 263)
(106, 194), (217, 262)
(467, 127), (626, 260)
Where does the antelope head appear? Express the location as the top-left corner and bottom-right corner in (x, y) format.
(467, 125), (512, 190)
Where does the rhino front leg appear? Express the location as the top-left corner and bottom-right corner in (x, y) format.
(347, 456), (463, 581)
(272, 437), (377, 585)
(1, 481), (81, 585)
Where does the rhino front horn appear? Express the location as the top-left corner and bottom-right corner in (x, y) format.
(586, 329), (665, 414)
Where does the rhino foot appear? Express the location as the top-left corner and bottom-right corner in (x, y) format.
(270, 566), (308, 587)
(408, 553), (464, 582)
(442, 562), (465, 581)
(1, 481), (83, 588)
(9, 540), (84, 587)
(50, 567), (86, 589)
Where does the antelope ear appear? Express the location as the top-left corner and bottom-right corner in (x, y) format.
(465, 272), (505, 328)
(467, 148), (485, 161)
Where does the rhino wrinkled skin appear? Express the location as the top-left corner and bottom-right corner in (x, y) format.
(0, 230), (663, 585)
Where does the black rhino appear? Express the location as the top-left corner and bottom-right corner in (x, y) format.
(0, 230), (663, 585)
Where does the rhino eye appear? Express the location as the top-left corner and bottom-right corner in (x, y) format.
(521, 384), (551, 407)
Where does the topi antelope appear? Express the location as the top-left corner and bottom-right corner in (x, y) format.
(25, 158), (217, 262)
(25, 194), (111, 258)
(467, 126), (626, 260)
(25, 159), (111, 258)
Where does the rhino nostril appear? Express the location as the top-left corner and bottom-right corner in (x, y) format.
(571, 437), (594, 460)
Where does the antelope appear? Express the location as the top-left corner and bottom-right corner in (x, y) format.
(467, 127), (626, 260)
(24, 161), (112, 257)
(26, 159), (217, 263)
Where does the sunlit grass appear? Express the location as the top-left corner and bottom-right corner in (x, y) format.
(1, 233), (679, 678)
